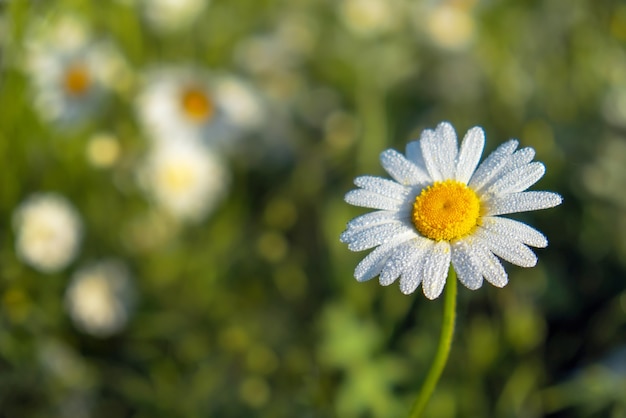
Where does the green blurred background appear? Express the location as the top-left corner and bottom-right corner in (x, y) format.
(1, 0), (626, 417)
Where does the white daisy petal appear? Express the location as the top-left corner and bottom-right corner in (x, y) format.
(469, 139), (518, 192)
(419, 129), (442, 181)
(505, 147), (536, 171)
(345, 223), (417, 251)
(481, 216), (548, 248)
(475, 228), (538, 267)
(354, 176), (412, 200)
(344, 189), (407, 211)
(343, 210), (407, 234)
(380, 149), (430, 185)
(354, 234), (415, 282)
(473, 243), (508, 287)
(399, 243), (430, 294)
(451, 240), (483, 290)
(405, 140), (427, 169)
(354, 244), (395, 282)
(340, 219), (402, 243)
(379, 242), (413, 286)
(380, 239), (428, 286)
(487, 162), (545, 194)
(434, 122), (459, 179)
(486, 191), (563, 216)
(455, 126), (485, 184)
(420, 241), (452, 299)
(420, 123), (459, 181)
(399, 260), (426, 295)
(480, 147), (536, 191)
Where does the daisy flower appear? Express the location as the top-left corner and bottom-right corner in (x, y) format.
(136, 67), (265, 149)
(13, 193), (83, 273)
(420, 3), (476, 51)
(340, 122), (562, 299)
(65, 259), (134, 338)
(339, 0), (401, 38)
(137, 140), (230, 223)
(24, 17), (125, 127)
(140, 0), (209, 33)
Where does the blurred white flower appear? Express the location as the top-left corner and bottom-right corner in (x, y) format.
(65, 259), (134, 338)
(141, 0), (209, 33)
(416, 2), (476, 50)
(214, 75), (265, 132)
(234, 13), (316, 75)
(138, 140), (230, 222)
(581, 135), (626, 208)
(27, 14), (91, 52)
(24, 16), (127, 126)
(602, 86), (626, 128)
(136, 67), (265, 149)
(339, 0), (401, 37)
(13, 193), (83, 273)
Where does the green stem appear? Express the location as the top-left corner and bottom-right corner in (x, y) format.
(409, 267), (458, 418)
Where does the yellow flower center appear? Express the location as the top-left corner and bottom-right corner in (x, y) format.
(63, 63), (91, 96)
(412, 180), (481, 241)
(180, 87), (214, 122)
(161, 164), (195, 193)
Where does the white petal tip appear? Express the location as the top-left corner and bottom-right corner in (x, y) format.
(544, 192), (563, 207)
(422, 288), (442, 300)
(523, 259), (538, 268)
(400, 286), (417, 295)
(554, 194), (564, 206)
(437, 121), (454, 131)
(354, 273), (373, 283)
(347, 242), (363, 251)
(419, 128), (435, 141)
(422, 281), (444, 299)
(538, 162), (546, 174)
(463, 281), (484, 291)
(379, 149), (396, 162)
(399, 275), (421, 294)
(485, 269), (509, 288)
(468, 126), (485, 135)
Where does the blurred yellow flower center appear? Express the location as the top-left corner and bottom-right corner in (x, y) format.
(412, 180), (481, 241)
(24, 220), (57, 242)
(161, 164), (194, 192)
(180, 88), (214, 122)
(63, 64), (91, 96)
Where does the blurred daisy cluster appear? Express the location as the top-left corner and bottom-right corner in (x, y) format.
(1, 0), (626, 417)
